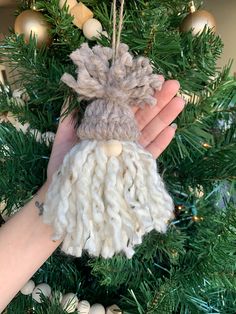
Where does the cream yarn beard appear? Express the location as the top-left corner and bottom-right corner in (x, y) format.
(43, 141), (174, 259)
(42, 42), (175, 258)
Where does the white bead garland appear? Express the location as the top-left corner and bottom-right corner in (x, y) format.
(12, 87), (30, 101)
(20, 280), (35, 295)
(70, 2), (94, 29)
(19, 279), (121, 313)
(12, 97), (25, 107)
(77, 300), (90, 313)
(41, 131), (56, 146)
(89, 303), (105, 314)
(106, 304), (122, 314)
(82, 18), (102, 40)
(58, 1), (106, 41)
(0, 200), (8, 221)
(32, 283), (52, 303)
(61, 293), (79, 313)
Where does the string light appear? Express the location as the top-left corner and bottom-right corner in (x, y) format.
(192, 215), (204, 222)
(202, 143), (212, 148)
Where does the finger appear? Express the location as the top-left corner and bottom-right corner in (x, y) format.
(135, 80), (180, 130)
(139, 96), (185, 147)
(146, 124), (177, 159)
(132, 75), (165, 114)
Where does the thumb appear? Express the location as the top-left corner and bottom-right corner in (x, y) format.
(54, 97), (78, 145)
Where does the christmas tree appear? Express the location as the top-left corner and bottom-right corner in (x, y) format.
(1, 0), (236, 313)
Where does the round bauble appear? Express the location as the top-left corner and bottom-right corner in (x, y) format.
(180, 9), (216, 36)
(106, 304), (122, 314)
(20, 279), (35, 295)
(32, 283), (51, 303)
(83, 18), (102, 40)
(59, 0), (77, 10)
(61, 293), (79, 313)
(77, 300), (90, 314)
(101, 140), (123, 157)
(90, 304), (105, 314)
(14, 10), (52, 48)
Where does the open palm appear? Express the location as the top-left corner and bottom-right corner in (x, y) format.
(47, 80), (185, 181)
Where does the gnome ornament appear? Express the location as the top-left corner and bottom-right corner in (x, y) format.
(43, 0), (174, 259)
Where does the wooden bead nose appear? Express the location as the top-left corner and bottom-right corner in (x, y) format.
(101, 140), (123, 157)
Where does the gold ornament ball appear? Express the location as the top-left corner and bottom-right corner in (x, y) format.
(180, 9), (216, 36)
(14, 10), (52, 48)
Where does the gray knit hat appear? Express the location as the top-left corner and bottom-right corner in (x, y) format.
(61, 43), (163, 141)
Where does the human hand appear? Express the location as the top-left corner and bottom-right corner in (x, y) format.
(47, 80), (185, 182)
(133, 79), (185, 158)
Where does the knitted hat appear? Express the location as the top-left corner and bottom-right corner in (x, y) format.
(61, 43), (164, 141)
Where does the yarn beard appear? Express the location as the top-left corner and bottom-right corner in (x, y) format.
(43, 43), (175, 259)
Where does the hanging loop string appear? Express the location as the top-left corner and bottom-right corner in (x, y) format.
(115, 0), (125, 58)
(112, 0), (125, 64)
(112, 0), (117, 64)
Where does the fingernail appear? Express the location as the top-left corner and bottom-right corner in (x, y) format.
(171, 123), (177, 130)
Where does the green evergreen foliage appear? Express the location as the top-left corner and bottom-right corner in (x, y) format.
(0, 123), (49, 212)
(0, 0), (236, 313)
